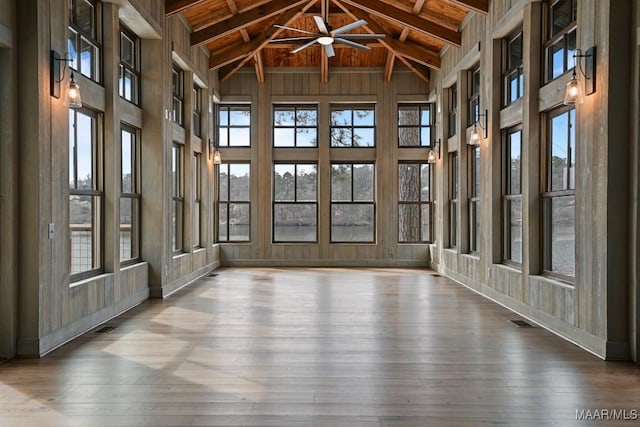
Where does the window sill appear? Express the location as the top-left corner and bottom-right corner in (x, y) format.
(70, 271), (114, 289)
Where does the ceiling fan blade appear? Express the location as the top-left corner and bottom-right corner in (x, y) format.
(324, 43), (335, 58)
(272, 37), (316, 42)
(313, 16), (329, 34)
(334, 38), (371, 51)
(291, 38), (319, 54)
(331, 19), (367, 35)
(338, 33), (385, 39)
(274, 24), (319, 36)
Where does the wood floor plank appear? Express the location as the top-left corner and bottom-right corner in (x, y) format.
(1, 267), (640, 426)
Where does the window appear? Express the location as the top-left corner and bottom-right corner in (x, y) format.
(448, 85), (457, 137)
(544, 0), (577, 82)
(218, 105), (251, 147)
(193, 85), (202, 138)
(469, 145), (480, 253)
(504, 31), (524, 105)
(449, 152), (458, 248)
(171, 64), (184, 126)
(119, 26), (140, 105)
(172, 143), (184, 253)
(218, 163), (250, 242)
(273, 164), (317, 242)
(331, 163), (375, 242)
(468, 68), (480, 127)
(398, 162), (433, 243)
(330, 106), (375, 147)
(398, 104), (432, 147)
(68, 0), (101, 82)
(503, 128), (522, 264)
(543, 108), (575, 280)
(193, 153), (202, 248)
(273, 106), (318, 147)
(120, 126), (140, 264)
(69, 108), (102, 278)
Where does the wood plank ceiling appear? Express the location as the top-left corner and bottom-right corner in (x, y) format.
(166, 0), (488, 83)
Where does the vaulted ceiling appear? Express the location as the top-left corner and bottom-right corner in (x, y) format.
(166, 0), (489, 83)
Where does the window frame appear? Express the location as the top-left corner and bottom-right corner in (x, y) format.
(468, 68), (481, 127)
(468, 144), (480, 254)
(449, 152), (458, 248)
(397, 103), (433, 148)
(273, 105), (319, 148)
(398, 161), (434, 243)
(272, 163), (318, 243)
(503, 30), (524, 106)
(448, 85), (457, 138)
(330, 105), (376, 148)
(120, 124), (141, 265)
(218, 105), (251, 147)
(502, 126), (522, 266)
(218, 162), (251, 243)
(119, 25), (140, 105)
(541, 106), (576, 282)
(330, 162), (376, 243)
(193, 152), (202, 248)
(68, 0), (102, 83)
(193, 85), (202, 138)
(172, 64), (184, 127)
(543, 0), (577, 83)
(69, 107), (104, 280)
(172, 142), (184, 254)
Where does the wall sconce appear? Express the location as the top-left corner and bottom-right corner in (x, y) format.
(208, 138), (222, 164)
(468, 109), (487, 146)
(564, 47), (596, 106)
(427, 139), (440, 164)
(50, 50), (82, 108)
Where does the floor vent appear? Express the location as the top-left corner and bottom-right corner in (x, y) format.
(509, 319), (535, 328)
(94, 325), (117, 334)
(208, 273), (218, 278)
(431, 274), (441, 277)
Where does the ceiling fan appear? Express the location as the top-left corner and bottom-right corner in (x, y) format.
(271, 1), (384, 57)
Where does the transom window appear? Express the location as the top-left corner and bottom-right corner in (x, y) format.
(398, 104), (432, 147)
(543, 107), (575, 280)
(398, 162), (433, 243)
(273, 164), (318, 242)
(330, 106), (375, 147)
(330, 163), (375, 242)
(504, 31), (524, 105)
(503, 128), (522, 264)
(448, 85), (457, 137)
(119, 26), (140, 105)
(69, 108), (103, 279)
(218, 163), (251, 242)
(193, 86), (202, 138)
(218, 105), (251, 147)
(171, 64), (184, 126)
(273, 106), (318, 147)
(468, 68), (481, 127)
(120, 125), (140, 264)
(544, 0), (577, 82)
(68, 0), (101, 82)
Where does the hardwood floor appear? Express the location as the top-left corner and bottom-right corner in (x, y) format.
(1, 267), (640, 426)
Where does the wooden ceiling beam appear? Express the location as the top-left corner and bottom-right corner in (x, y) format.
(384, 0), (427, 82)
(192, 0), (310, 47)
(339, 0), (461, 47)
(334, 1), (441, 69)
(217, 0), (316, 80)
(448, 0), (489, 15)
(165, 0), (208, 16)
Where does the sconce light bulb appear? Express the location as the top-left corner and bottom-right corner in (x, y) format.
(469, 127), (481, 145)
(427, 149), (437, 164)
(213, 150), (222, 165)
